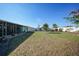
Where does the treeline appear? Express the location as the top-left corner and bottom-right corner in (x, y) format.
(36, 23), (62, 32)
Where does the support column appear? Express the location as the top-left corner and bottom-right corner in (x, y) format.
(13, 24), (14, 34)
(5, 22), (7, 36)
(2, 22), (4, 37)
(16, 25), (17, 34)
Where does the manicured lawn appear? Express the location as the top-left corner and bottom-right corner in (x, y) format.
(9, 32), (79, 56)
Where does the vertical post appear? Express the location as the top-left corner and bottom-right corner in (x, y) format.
(13, 24), (15, 35)
(11, 24), (13, 35)
(13, 24), (14, 34)
(14, 24), (15, 34)
(2, 22), (4, 37)
(27, 27), (28, 32)
(5, 22), (7, 36)
(16, 25), (17, 34)
(15, 25), (17, 34)
(10, 23), (12, 35)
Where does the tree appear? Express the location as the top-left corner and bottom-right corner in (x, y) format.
(53, 24), (58, 28)
(42, 23), (49, 31)
(65, 9), (79, 26)
(52, 24), (58, 31)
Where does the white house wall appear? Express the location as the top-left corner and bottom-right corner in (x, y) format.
(62, 27), (79, 32)
(28, 27), (35, 32)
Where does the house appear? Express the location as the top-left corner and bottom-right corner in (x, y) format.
(62, 26), (79, 32)
(52, 27), (60, 31)
(0, 19), (35, 42)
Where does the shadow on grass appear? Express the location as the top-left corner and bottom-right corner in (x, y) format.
(4, 32), (34, 56)
(48, 31), (61, 34)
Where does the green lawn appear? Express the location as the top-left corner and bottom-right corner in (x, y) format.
(8, 32), (79, 56)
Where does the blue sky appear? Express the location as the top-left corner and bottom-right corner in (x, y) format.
(0, 3), (79, 28)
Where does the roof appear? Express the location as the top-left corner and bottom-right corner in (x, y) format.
(0, 19), (35, 29)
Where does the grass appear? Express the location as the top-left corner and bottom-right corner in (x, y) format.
(8, 32), (79, 56)
(49, 32), (79, 41)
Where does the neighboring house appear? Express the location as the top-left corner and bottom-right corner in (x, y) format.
(50, 27), (63, 32)
(62, 26), (79, 32)
(52, 27), (60, 31)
